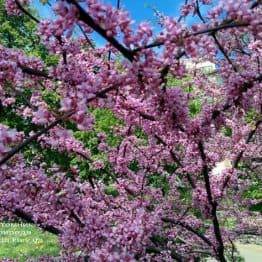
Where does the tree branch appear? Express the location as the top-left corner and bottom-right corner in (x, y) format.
(251, 0), (262, 9)
(78, 23), (95, 49)
(14, 0), (40, 23)
(198, 141), (226, 262)
(162, 217), (213, 247)
(14, 209), (61, 235)
(134, 21), (256, 52)
(19, 64), (51, 79)
(211, 33), (238, 72)
(68, 0), (134, 61)
(195, 0), (206, 24)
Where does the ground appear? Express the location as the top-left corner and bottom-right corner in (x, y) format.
(0, 222), (59, 261)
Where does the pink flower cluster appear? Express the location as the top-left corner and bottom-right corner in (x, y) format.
(38, 126), (91, 158)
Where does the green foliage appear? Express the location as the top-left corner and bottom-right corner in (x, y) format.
(41, 148), (72, 170)
(166, 75), (202, 117)
(42, 90), (60, 110)
(72, 108), (122, 182)
(166, 75), (191, 89)
(243, 181), (262, 212)
(249, 202), (262, 212)
(74, 108), (121, 151)
(74, 131), (100, 154)
(223, 217), (237, 229)
(128, 160), (140, 172)
(134, 127), (148, 141)
(178, 186), (192, 202)
(0, 106), (38, 135)
(91, 108), (122, 146)
(164, 163), (178, 173)
(70, 157), (90, 179)
(245, 109), (260, 124)
(189, 99), (201, 117)
(104, 185), (119, 197)
(222, 126), (233, 137)
(243, 181), (262, 200)
(150, 234), (168, 246)
(148, 173), (170, 195)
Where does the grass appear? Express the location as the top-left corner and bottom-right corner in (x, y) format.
(0, 222), (60, 261)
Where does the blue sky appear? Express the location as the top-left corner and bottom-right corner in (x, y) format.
(100, 0), (182, 23)
(33, 0), (183, 22)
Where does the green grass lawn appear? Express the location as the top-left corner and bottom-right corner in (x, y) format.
(0, 222), (60, 261)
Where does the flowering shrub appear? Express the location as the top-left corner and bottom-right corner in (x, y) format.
(0, 0), (261, 261)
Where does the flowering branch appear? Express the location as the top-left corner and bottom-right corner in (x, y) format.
(162, 217), (213, 247)
(134, 21), (257, 52)
(0, 85), (116, 166)
(68, 0), (134, 61)
(14, 209), (61, 235)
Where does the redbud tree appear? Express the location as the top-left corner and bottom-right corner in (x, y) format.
(0, 0), (261, 261)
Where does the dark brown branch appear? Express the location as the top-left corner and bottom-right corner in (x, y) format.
(211, 33), (238, 72)
(251, 0), (262, 9)
(198, 141), (213, 204)
(0, 111), (74, 166)
(47, 0), (107, 52)
(14, 209), (61, 235)
(116, 0), (121, 9)
(19, 65), (51, 78)
(235, 228), (262, 236)
(198, 141), (226, 262)
(195, 0), (206, 24)
(162, 217), (213, 247)
(139, 112), (156, 121)
(69, 210), (85, 228)
(78, 23), (95, 49)
(68, 0), (134, 61)
(14, 0), (40, 23)
(160, 65), (170, 91)
(191, 22), (253, 37)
